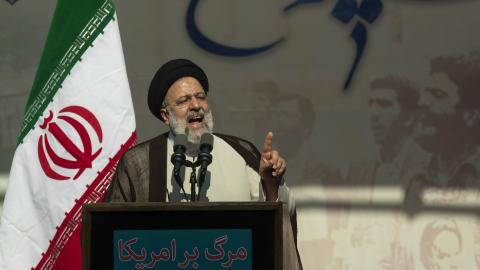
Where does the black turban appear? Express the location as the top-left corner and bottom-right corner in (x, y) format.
(148, 59), (209, 120)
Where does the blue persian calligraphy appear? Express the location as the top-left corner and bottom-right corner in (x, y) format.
(186, 0), (283, 57)
(331, 0), (383, 90)
(185, 0), (383, 90)
(283, 0), (325, 11)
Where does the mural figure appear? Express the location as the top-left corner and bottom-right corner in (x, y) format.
(420, 218), (480, 270)
(311, 75), (430, 270)
(368, 75), (429, 190)
(314, 75), (429, 190)
(324, 213), (414, 270)
(411, 53), (480, 204)
(251, 81), (315, 182)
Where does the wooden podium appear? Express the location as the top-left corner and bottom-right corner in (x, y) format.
(82, 202), (298, 270)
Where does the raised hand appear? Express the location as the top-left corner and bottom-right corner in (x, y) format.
(259, 132), (287, 201)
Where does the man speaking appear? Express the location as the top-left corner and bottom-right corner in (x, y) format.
(104, 59), (294, 213)
(104, 58), (301, 269)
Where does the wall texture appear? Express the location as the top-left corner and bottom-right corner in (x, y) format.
(1, 0), (479, 269)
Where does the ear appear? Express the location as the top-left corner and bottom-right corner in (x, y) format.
(160, 108), (169, 125)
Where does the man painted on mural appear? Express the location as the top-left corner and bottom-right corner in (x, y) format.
(368, 75), (429, 190)
(316, 75), (429, 270)
(308, 75), (428, 189)
(412, 52), (480, 203)
(251, 80), (315, 183)
(317, 75), (428, 193)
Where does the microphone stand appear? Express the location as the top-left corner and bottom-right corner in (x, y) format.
(171, 134), (188, 201)
(173, 133), (213, 202)
(196, 156), (211, 201)
(176, 158), (206, 202)
(184, 160), (198, 202)
(184, 158), (209, 202)
(189, 169), (197, 202)
(195, 133), (213, 201)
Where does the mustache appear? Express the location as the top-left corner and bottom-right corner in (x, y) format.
(186, 110), (205, 120)
(418, 109), (444, 126)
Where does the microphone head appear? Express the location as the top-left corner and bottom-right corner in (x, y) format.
(200, 133), (213, 152)
(174, 134), (187, 151)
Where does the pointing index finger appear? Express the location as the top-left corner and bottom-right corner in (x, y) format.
(262, 132), (273, 155)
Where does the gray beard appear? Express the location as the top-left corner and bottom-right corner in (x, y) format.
(168, 109), (214, 145)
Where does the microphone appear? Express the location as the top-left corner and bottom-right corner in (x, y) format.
(171, 134), (187, 192)
(196, 133), (213, 200)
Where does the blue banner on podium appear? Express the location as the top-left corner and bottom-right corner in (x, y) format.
(114, 229), (252, 270)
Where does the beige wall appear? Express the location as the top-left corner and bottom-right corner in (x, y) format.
(1, 0), (480, 269)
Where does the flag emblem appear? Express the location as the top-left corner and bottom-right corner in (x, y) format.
(37, 105), (103, 181)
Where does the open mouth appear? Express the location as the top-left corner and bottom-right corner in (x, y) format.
(417, 113), (438, 135)
(187, 114), (204, 128)
(370, 122), (385, 133)
(417, 122), (436, 136)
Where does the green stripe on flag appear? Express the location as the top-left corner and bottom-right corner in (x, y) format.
(18, 0), (115, 145)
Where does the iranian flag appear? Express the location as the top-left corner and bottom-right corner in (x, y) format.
(0, 0), (136, 269)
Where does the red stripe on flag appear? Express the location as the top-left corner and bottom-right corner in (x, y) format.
(34, 132), (137, 270)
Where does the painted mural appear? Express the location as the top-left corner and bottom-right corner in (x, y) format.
(1, 0), (479, 269)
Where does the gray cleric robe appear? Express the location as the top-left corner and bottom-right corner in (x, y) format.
(103, 132), (302, 269)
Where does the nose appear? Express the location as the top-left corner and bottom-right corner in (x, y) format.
(370, 110), (380, 124)
(368, 100), (381, 115)
(188, 95), (200, 110)
(369, 108), (381, 126)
